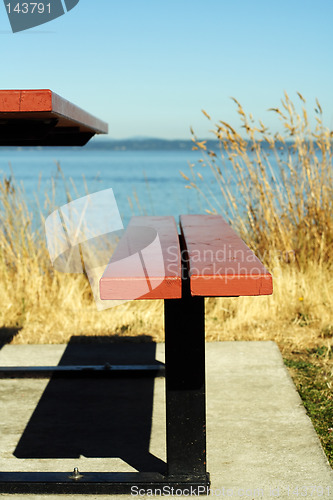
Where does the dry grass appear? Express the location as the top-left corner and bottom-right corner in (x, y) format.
(0, 92), (332, 352)
(1, 243), (331, 353)
(179, 91), (333, 351)
(0, 170), (163, 344)
(205, 262), (333, 351)
(185, 91), (333, 269)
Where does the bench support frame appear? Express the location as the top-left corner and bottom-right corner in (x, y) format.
(0, 267), (210, 495)
(165, 279), (208, 479)
(0, 471), (210, 495)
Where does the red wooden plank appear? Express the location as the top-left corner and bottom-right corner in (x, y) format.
(0, 89), (108, 145)
(100, 216), (181, 300)
(180, 214), (273, 296)
(0, 89), (52, 112)
(0, 89), (108, 132)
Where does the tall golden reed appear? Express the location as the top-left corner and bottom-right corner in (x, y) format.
(183, 92), (333, 269)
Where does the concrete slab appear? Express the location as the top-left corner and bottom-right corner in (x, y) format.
(0, 341), (332, 499)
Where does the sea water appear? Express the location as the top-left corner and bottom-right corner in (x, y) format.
(0, 148), (226, 228)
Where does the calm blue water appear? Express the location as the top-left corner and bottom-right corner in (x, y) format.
(0, 149), (224, 228)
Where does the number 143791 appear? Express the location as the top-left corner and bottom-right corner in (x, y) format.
(6, 3), (51, 14)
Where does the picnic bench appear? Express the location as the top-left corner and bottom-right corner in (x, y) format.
(0, 90), (273, 495)
(97, 214), (273, 494)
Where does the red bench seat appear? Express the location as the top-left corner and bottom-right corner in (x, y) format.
(100, 214), (273, 300)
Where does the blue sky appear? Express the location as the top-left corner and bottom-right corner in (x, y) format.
(1, 0), (333, 139)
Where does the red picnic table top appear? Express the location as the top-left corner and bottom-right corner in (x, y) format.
(0, 89), (108, 146)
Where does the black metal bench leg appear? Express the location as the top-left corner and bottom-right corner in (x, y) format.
(0, 270), (210, 493)
(164, 280), (210, 489)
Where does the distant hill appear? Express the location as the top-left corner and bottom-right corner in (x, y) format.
(84, 137), (294, 152)
(85, 138), (219, 151)
(0, 137), (308, 152)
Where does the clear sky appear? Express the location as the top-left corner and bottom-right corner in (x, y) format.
(1, 0), (333, 139)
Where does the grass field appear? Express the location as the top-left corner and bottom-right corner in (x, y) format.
(0, 92), (332, 465)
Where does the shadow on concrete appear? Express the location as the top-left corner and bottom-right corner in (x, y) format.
(0, 327), (21, 349)
(14, 336), (166, 473)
